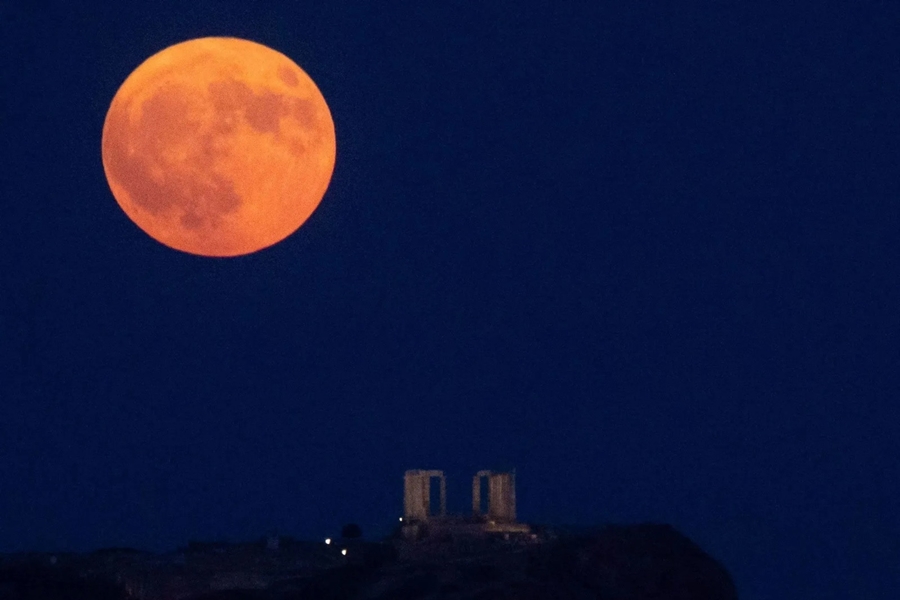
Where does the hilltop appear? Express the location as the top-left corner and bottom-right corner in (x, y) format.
(0, 523), (736, 599)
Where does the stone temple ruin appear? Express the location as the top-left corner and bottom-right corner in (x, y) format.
(403, 470), (447, 521)
(472, 470), (516, 522)
(400, 469), (532, 543)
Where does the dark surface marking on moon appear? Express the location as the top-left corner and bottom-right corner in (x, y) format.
(103, 84), (242, 229)
(277, 65), (299, 87)
(245, 90), (289, 133)
(208, 78), (291, 134)
(208, 78), (260, 114)
(290, 98), (317, 130)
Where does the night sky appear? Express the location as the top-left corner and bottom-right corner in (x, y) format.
(1, 2), (898, 598)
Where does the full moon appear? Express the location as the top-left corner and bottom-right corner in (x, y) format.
(101, 37), (336, 256)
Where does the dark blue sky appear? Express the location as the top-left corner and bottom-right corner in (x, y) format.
(1, 2), (898, 597)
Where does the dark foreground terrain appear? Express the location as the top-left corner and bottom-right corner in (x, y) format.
(0, 524), (737, 600)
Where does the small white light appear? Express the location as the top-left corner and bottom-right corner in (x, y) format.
(399, 517), (403, 522)
(341, 549), (347, 556)
(325, 538), (331, 545)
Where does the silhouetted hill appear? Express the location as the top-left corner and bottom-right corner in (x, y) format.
(0, 523), (737, 599)
(525, 523), (738, 599)
(0, 563), (129, 600)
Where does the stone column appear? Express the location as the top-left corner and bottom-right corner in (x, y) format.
(472, 470), (492, 516)
(403, 469), (446, 521)
(488, 471), (516, 522)
(403, 470), (428, 521)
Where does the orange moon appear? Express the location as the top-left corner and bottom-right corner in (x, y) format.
(101, 37), (336, 257)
